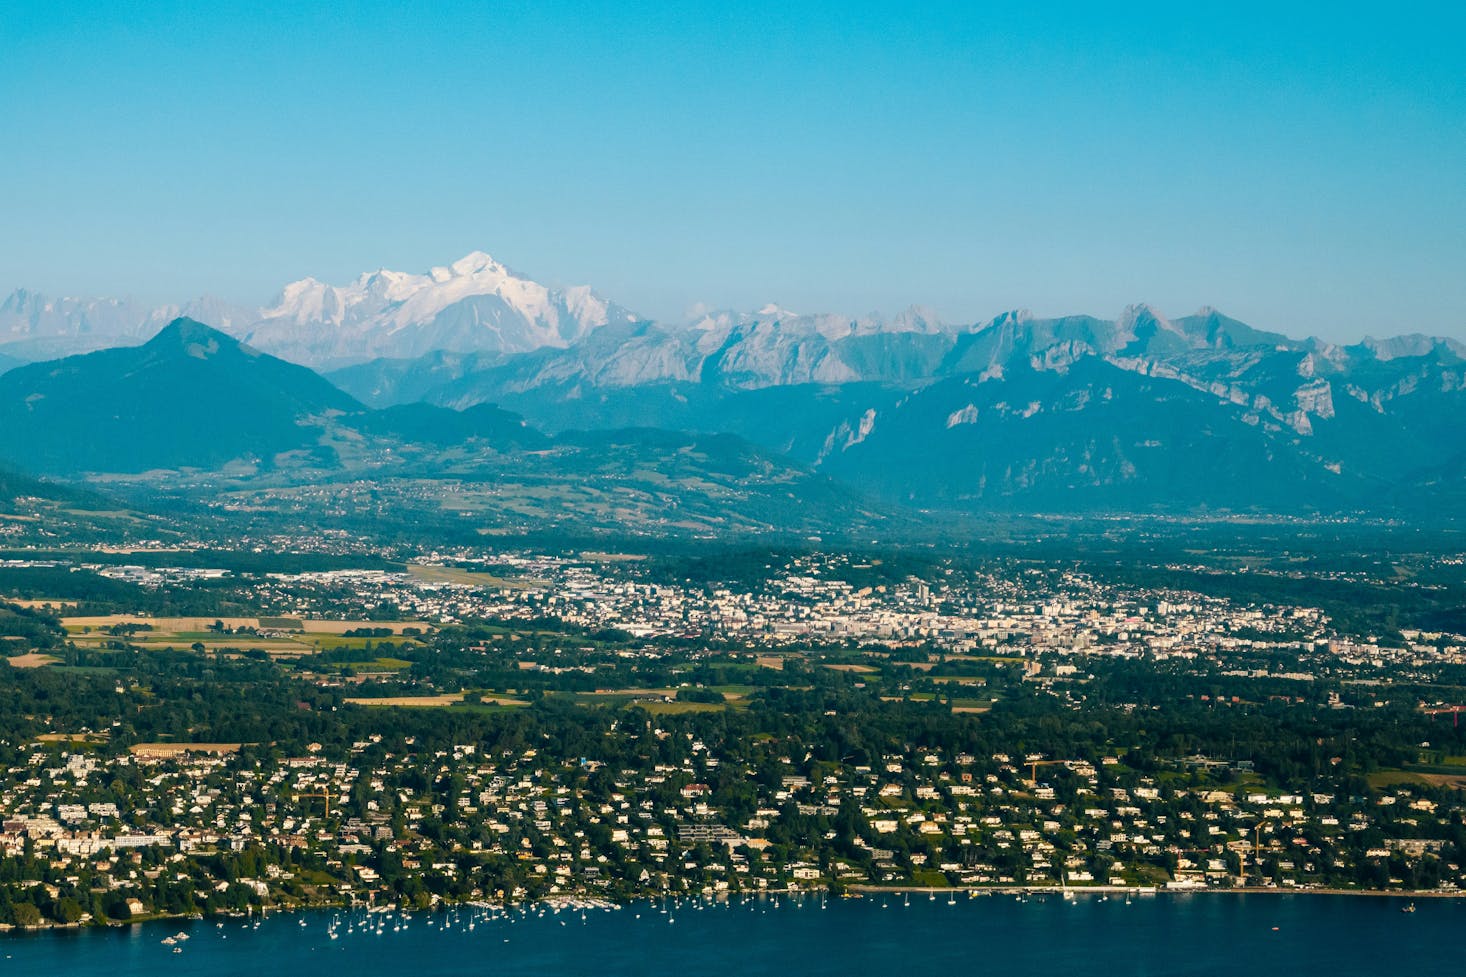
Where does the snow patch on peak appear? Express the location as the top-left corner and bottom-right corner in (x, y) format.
(756, 303), (798, 319)
(946, 403), (979, 428)
(562, 284), (612, 324)
(449, 250), (502, 277)
(275, 277), (325, 302)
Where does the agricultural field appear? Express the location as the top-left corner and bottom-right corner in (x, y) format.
(344, 693), (466, 708)
(59, 615), (432, 659)
(5, 652), (60, 668)
(407, 564), (544, 590)
(344, 693), (528, 708)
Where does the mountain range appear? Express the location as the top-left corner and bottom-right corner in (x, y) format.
(0, 252), (634, 371)
(326, 302), (1466, 514)
(2, 252), (1463, 523)
(0, 320), (879, 539)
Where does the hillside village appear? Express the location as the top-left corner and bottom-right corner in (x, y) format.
(1, 714), (1463, 928)
(2, 544), (1466, 927)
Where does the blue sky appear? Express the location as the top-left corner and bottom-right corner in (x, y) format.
(2, 1), (1463, 340)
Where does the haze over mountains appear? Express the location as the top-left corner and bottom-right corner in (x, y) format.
(0, 319), (877, 538)
(0, 252), (634, 370)
(1, 252), (1463, 525)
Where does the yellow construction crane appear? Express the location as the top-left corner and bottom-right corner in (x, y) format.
(1026, 758), (1067, 785)
(295, 790), (333, 817)
(1246, 821), (1270, 879)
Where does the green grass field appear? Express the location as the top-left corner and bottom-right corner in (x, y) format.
(327, 657), (412, 672)
(640, 700), (731, 715)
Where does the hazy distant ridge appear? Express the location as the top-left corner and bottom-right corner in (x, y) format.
(4, 254), (1465, 518)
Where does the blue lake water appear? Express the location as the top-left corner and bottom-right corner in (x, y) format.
(2, 891), (1456, 976)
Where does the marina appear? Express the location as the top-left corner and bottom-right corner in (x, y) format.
(3, 891), (1458, 977)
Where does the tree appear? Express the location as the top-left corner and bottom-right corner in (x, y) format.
(55, 896), (84, 924)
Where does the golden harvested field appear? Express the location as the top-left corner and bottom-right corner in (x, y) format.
(2, 597), (76, 610)
(63, 615), (430, 635)
(299, 620), (431, 635)
(68, 631), (309, 656)
(64, 615), (263, 631)
(6, 653), (60, 668)
(345, 693), (466, 707)
(1370, 770), (1466, 790)
(61, 616), (431, 662)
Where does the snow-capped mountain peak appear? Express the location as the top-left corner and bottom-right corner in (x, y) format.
(244, 252), (638, 367)
(446, 250), (502, 277)
(756, 302), (798, 319)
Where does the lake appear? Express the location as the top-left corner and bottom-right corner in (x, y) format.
(3, 891), (1456, 976)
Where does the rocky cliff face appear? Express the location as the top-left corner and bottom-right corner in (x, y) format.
(327, 302), (1466, 515)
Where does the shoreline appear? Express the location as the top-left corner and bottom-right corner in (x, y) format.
(2, 882), (1457, 935)
(846, 883), (1463, 899)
